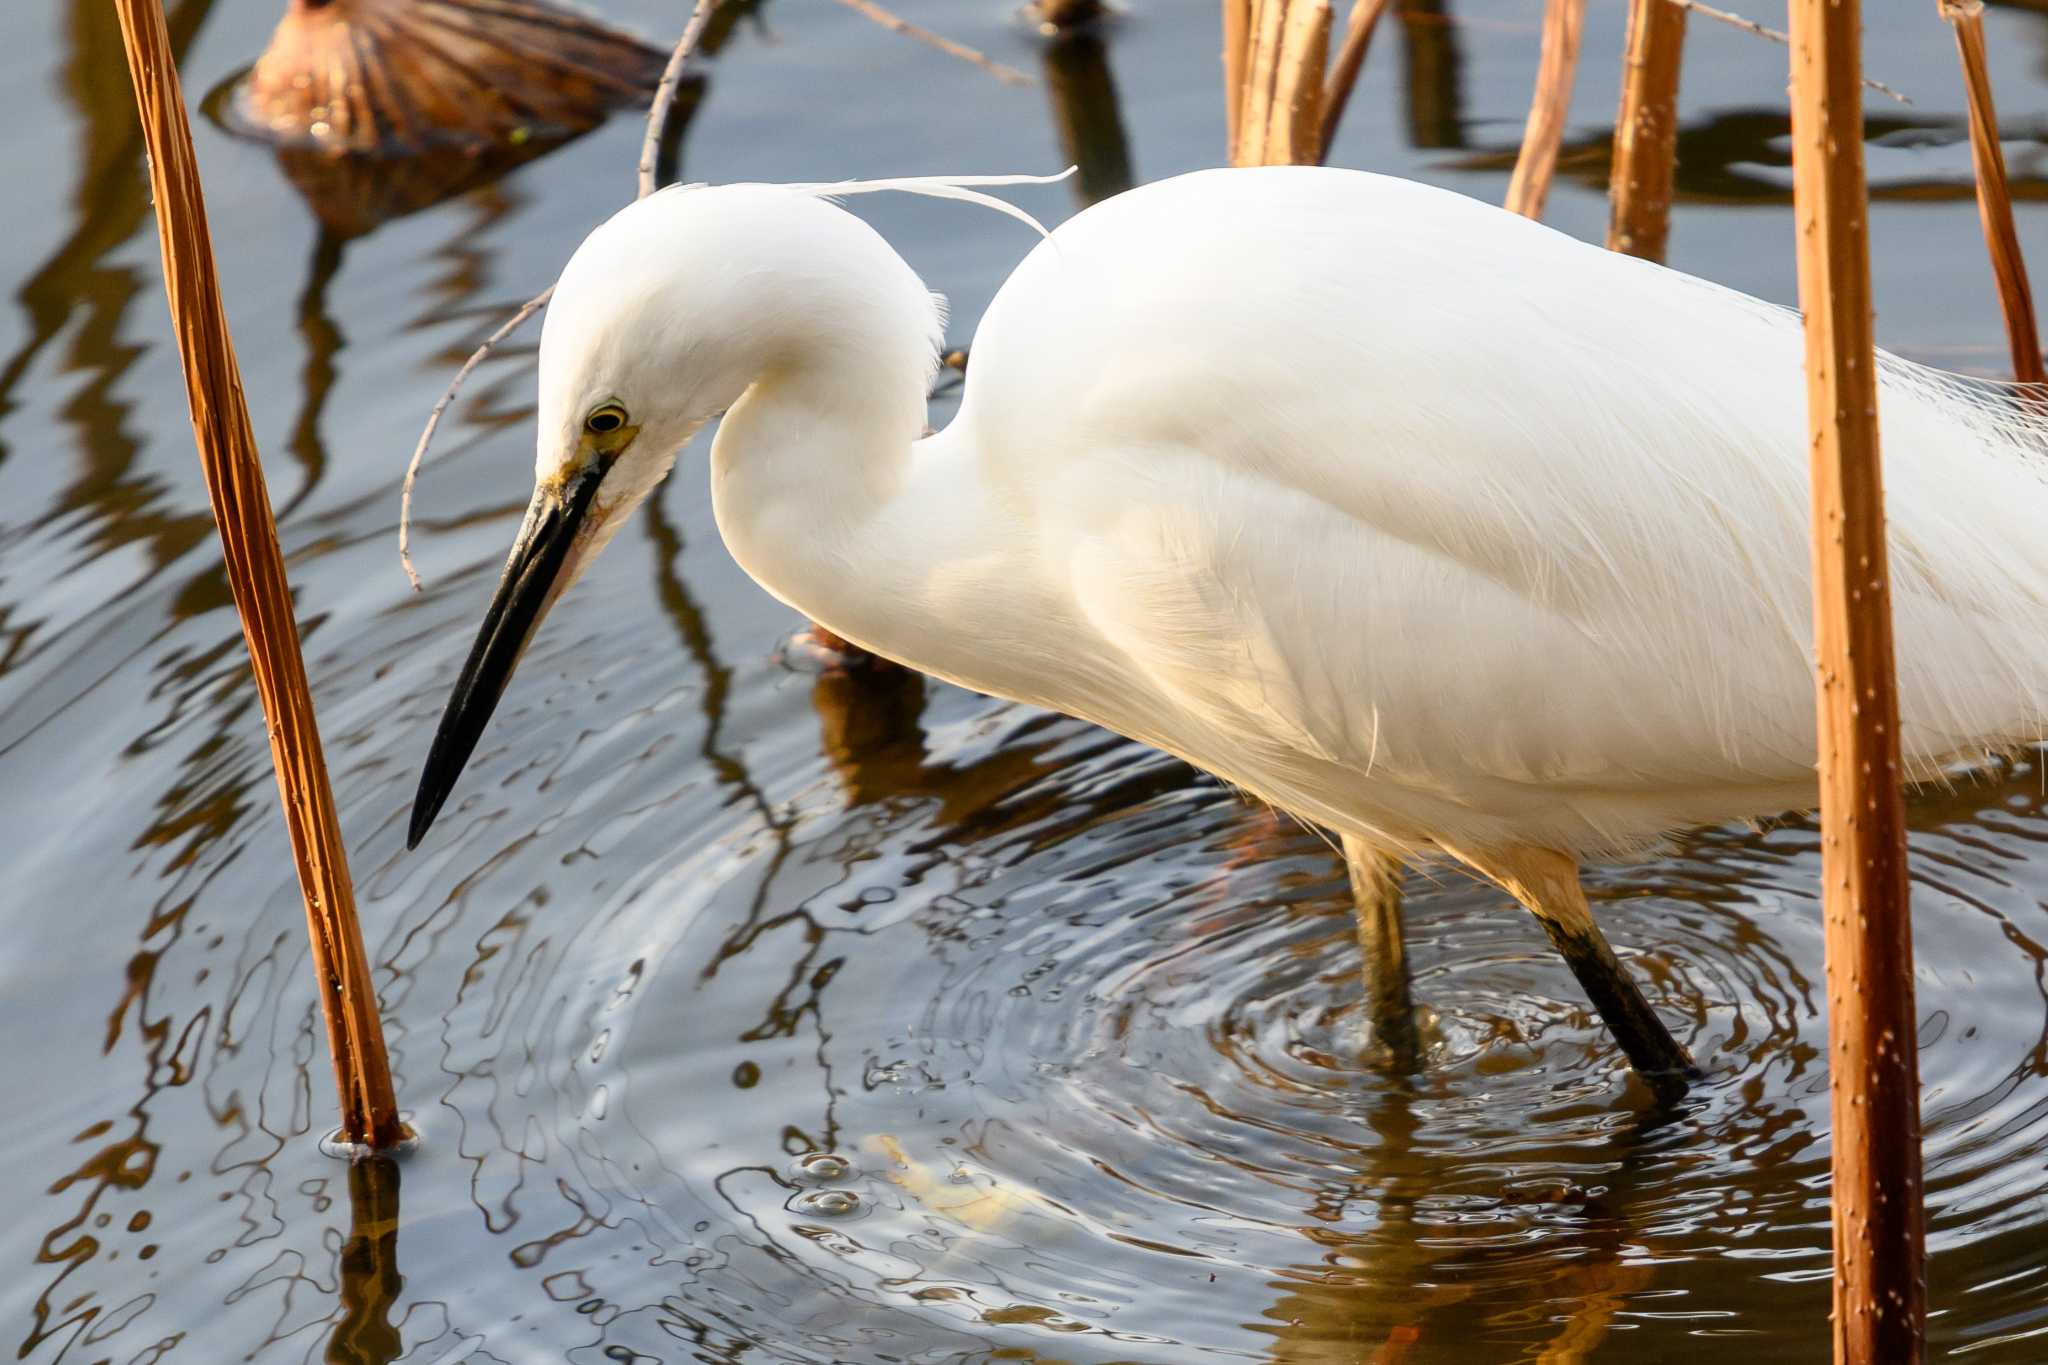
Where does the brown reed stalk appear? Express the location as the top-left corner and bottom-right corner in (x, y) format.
(1268, 0), (1332, 164)
(113, 0), (405, 1149)
(1504, 0), (1586, 220)
(1224, 0), (1251, 154)
(1227, 0), (1333, 168)
(1942, 0), (2044, 385)
(1237, 0), (1289, 165)
(1318, 0), (1392, 162)
(1786, 0), (1926, 1356)
(1606, 0), (1686, 260)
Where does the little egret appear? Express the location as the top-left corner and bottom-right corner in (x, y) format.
(409, 167), (2048, 1101)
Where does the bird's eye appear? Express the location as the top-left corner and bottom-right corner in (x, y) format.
(585, 405), (627, 435)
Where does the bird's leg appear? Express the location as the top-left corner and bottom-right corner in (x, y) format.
(1443, 843), (1695, 1105)
(1342, 834), (1421, 1068)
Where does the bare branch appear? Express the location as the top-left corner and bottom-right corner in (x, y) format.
(1667, 0), (1911, 105)
(638, 0), (720, 200)
(403, 0), (720, 589)
(398, 287), (552, 590)
(829, 0), (1032, 87)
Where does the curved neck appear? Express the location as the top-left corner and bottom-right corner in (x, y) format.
(708, 326), (945, 655)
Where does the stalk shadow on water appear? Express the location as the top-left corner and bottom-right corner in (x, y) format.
(326, 1156), (404, 1365)
(1040, 22), (1135, 208)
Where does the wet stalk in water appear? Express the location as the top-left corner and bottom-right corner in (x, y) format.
(1786, 0), (1926, 1354)
(112, 0), (404, 1150)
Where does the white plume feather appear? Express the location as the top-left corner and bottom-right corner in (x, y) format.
(777, 169), (1077, 238)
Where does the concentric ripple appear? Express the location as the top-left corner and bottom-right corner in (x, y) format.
(564, 706), (2048, 1363)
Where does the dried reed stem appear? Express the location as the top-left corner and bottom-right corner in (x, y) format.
(828, 0), (1032, 86)
(114, 0), (404, 1149)
(1236, 0), (1288, 165)
(1671, 0), (1910, 105)
(1606, 0), (1686, 260)
(1267, 1), (1332, 164)
(638, 0), (720, 199)
(1224, 0), (1251, 154)
(1504, 0), (1585, 220)
(1786, 0), (1926, 1356)
(1229, 0), (1333, 167)
(1318, 0), (1391, 162)
(1942, 0), (2044, 385)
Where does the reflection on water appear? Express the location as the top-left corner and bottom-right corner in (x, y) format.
(6, 0), (2048, 1361)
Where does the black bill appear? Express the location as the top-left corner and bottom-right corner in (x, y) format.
(408, 466), (604, 849)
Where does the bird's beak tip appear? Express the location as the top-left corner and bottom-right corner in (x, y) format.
(409, 468), (606, 856)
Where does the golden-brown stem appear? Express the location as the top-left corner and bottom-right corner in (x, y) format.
(1504, 0), (1586, 220)
(1318, 0), (1392, 163)
(1228, 0), (1333, 168)
(827, 0), (1032, 87)
(1267, 0), (1332, 164)
(1237, 0), (1288, 166)
(1606, 0), (1687, 261)
(1943, 1), (2045, 385)
(114, 0), (404, 1149)
(1224, 0), (1251, 154)
(1786, 0), (1926, 1356)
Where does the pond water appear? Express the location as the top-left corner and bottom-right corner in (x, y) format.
(6, 0), (2048, 1360)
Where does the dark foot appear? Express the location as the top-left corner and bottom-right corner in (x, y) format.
(1535, 913), (1697, 1106)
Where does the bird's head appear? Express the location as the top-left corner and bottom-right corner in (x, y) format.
(406, 190), (765, 850)
(406, 172), (1065, 849)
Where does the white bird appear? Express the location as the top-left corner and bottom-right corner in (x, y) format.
(408, 166), (2048, 1102)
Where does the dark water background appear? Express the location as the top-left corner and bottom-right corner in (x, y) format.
(5, 0), (2048, 1359)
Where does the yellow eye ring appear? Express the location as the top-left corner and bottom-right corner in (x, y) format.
(585, 404), (628, 435)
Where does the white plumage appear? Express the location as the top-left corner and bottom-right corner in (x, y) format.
(414, 165), (2048, 1096)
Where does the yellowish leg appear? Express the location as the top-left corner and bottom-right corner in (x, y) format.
(1442, 843), (1695, 1104)
(1342, 834), (1420, 1066)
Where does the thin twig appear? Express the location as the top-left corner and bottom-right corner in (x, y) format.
(1667, 0), (1911, 105)
(403, 0), (720, 590)
(639, 0), (720, 199)
(398, 287), (552, 590)
(829, 0), (1032, 86)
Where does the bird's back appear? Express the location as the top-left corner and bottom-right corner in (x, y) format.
(945, 167), (2048, 856)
